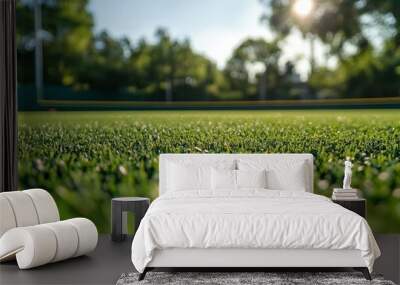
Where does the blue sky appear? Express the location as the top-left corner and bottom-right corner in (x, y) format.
(88, 0), (330, 77)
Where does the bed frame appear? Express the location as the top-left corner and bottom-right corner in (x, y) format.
(139, 154), (371, 280)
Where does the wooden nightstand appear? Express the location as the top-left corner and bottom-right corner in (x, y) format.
(332, 198), (366, 218)
(111, 197), (150, 242)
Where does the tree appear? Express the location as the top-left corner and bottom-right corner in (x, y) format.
(17, 0), (94, 86)
(17, 4), (226, 101)
(261, 0), (400, 98)
(308, 37), (400, 99)
(362, 1), (400, 45)
(76, 31), (132, 92)
(225, 38), (282, 99)
(142, 28), (224, 101)
(262, 0), (378, 58)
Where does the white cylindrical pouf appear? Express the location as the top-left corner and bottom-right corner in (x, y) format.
(24, 189), (60, 224)
(0, 226), (57, 269)
(66, 218), (98, 257)
(0, 192), (39, 227)
(42, 221), (79, 262)
(0, 189), (98, 269)
(0, 196), (17, 237)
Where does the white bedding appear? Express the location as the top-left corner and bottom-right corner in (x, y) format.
(131, 190), (380, 273)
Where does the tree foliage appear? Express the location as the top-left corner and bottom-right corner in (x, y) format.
(225, 38), (304, 99)
(17, 0), (94, 86)
(17, 0), (400, 100)
(16, 2), (225, 101)
(262, 0), (400, 98)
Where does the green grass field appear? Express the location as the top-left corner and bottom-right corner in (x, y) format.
(18, 110), (400, 233)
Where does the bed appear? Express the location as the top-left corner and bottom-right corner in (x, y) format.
(131, 154), (380, 280)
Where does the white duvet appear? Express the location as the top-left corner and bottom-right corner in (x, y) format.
(131, 190), (380, 273)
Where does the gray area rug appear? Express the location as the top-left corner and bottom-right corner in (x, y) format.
(116, 272), (396, 285)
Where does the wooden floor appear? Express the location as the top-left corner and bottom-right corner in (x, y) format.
(1, 234), (399, 285)
(0, 235), (134, 285)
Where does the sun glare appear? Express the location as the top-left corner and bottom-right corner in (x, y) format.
(292, 0), (314, 18)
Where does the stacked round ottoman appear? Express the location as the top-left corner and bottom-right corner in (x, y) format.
(0, 189), (98, 269)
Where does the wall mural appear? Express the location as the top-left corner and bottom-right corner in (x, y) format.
(17, 0), (400, 233)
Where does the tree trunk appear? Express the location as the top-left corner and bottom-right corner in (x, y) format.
(259, 70), (267, 100)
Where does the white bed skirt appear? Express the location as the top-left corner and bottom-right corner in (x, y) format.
(148, 248), (366, 268)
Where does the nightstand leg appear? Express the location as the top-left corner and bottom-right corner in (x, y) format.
(111, 202), (124, 242)
(129, 201), (149, 234)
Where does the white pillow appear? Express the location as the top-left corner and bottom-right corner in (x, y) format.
(167, 162), (211, 191)
(237, 159), (308, 191)
(266, 168), (306, 191)
(236, 169), (267, 189)
(211, 169), (268, 190)
(211, 168), (236, 190)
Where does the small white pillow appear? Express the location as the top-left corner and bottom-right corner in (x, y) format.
(266, 166), (306, 191)
(237, 159), (308, 191)
(236, 169), (267, 189)
(211, 168), (236, 190)
(167, 163), (211, 191)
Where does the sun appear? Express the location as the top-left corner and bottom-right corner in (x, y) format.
(292, 0), (314, 18)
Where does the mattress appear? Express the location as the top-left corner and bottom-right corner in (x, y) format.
(131, 190), (380, 273)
